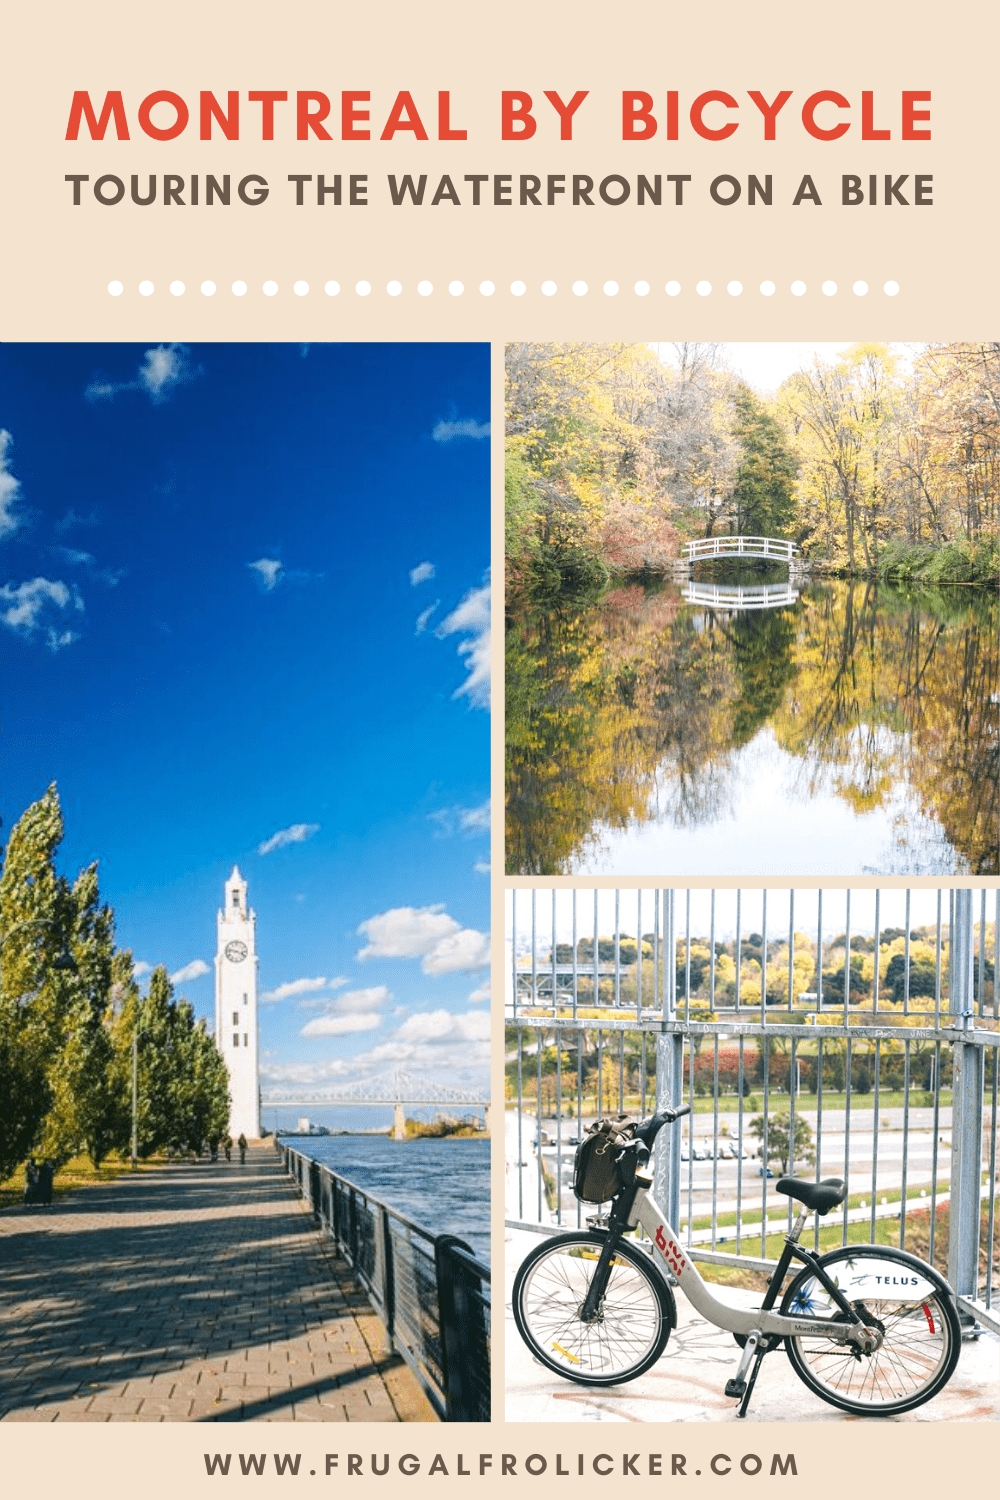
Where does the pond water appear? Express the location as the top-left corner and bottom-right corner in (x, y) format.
(505, 572), (998, 876)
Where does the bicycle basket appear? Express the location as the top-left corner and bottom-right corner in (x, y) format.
(573, 1128), (624, 1204)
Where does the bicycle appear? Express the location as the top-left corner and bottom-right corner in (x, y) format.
(511, 1106), (962, 1418)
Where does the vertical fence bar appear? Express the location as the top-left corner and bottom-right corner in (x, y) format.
(593, 890), (599, 1012)
(654, 889), (682, 1235)
(948, 889), (984, 1316)
(870, 1039), (880, 1239)
(636, 888), (643, 1019)
(551, 889), (558, 1016)
(978, 888), (987, 1017)
(843, 889), (852, 1027)
(873, 889), (881, 1014)
(929, 1038), (941, 1267)
(903, 890), (911, 1015)
(571, 888), (578, 1018)
(899, 1040), (911, 1248)
(735, 1036), (745, 1255)
(516, 1030), (524, 1219)
(511, 888), (518, 1018)
(986, 1047), (998, 1310)
(530, 888), (537, 1005)
(735, 889), (742, 1013)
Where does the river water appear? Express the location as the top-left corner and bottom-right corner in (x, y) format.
(506, 573), (998, 876)
(282, 1135), (490, 1264)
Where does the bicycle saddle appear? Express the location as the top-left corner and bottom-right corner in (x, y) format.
(775, 1176), (846, 1214)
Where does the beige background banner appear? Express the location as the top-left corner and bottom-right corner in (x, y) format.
(2, 0), (998, 339)
(1, 0), (997, 1486)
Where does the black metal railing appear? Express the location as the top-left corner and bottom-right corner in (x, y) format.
(280, 1144), (490, 1421)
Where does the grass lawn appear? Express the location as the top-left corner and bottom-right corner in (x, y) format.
(1, 1152), (173, 1210)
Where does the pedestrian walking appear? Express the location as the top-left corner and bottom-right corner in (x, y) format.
(24, 1159), (40, 1206)
(238, 1132), (247, 1164)
(224, 1134), (232, 1162)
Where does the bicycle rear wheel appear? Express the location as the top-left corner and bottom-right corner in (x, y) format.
(512, 1231), (672, 1386)
(780, 1244), (961, 1416)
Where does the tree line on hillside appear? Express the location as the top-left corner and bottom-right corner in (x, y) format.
(0, 786), (230, 1184)
(505, 342), (1000, 592)
(522, 923), (995, 1013)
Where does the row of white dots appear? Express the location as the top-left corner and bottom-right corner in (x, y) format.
(108, 277), (900, 299)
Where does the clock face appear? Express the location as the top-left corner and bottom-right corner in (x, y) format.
(224, 940), (248, 963)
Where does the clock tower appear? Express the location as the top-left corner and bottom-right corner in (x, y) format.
(214, 866), (261, 1139)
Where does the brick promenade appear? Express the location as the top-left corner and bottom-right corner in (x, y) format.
(0, 1147), (435, 1423)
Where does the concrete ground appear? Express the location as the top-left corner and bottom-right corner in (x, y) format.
(0, 1147), (436, 1422)
(504, 1228), (999, 1423)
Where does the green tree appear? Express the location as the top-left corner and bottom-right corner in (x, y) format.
(729, 384), (798, 537)
(0, 787), (75, 1181)
(749, 1110), (816, 1172)
(37, 864), (121, 1169)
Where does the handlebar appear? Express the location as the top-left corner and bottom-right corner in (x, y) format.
(624, 1105), (691, 1167)
(634, 1104), (691, 1147)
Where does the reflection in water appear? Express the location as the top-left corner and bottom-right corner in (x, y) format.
(505, 576), (999, 876)
(681, 580), (800, 610)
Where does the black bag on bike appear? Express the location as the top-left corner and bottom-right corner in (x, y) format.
(573, 1122), (629, 1203)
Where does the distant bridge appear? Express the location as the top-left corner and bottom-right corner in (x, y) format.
(683, 534), (798, 563)
(261, 1069), (490, 1139)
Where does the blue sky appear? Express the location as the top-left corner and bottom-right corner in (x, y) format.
(0, 342), (491, 1101)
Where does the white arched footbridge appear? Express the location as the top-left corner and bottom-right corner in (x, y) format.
(683, 534), (799, 563)
(677, 535), (804, 611)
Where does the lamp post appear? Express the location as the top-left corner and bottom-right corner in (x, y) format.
(131, 1016), (141, 1170)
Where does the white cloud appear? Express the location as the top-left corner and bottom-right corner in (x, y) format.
(45, 629), (80, 651)
(258, 822), (320, 856)
(0, 432), (23, 538)
(132, 961), (152, 979)
(0, 577), (83, 650)
(459, 799), (491, 832)
(345, 1009), (491, 1079)
(260, 1058), (353, 1085)
(357, 904), (490, 975)
(468, 980), (491, 1003)
(171, 958), (210, 984)
(410, 561), (436, 586)
(429, 798), (490, 837)
(331, 985), (393, 1011)
(432, 419), (491, 442)
(301, 1012), (382, 1038)
(85, 343), (195, 404)
(436, 579), (490, 709)
(249, 557), (283, 591)
(56, 548), (95, 566)
(394, 1008), (490, 1043)
(474, 861), (490, 875)
(415, 601), (439, 635)
(262, 975), (338, 1003)
(422, 926), (491, 975)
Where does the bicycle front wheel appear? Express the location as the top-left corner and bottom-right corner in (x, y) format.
(780, 1244), (961, 1416)
(511, 1230), (672, 1386)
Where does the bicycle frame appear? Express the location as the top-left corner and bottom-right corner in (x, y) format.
(613, 1178), (891, 1346)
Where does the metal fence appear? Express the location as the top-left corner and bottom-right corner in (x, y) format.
(281, 1145), (490, 1421)
(505, 887), (1000, 1336)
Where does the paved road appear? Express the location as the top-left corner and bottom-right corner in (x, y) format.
(0, 1147), (435, 1423)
